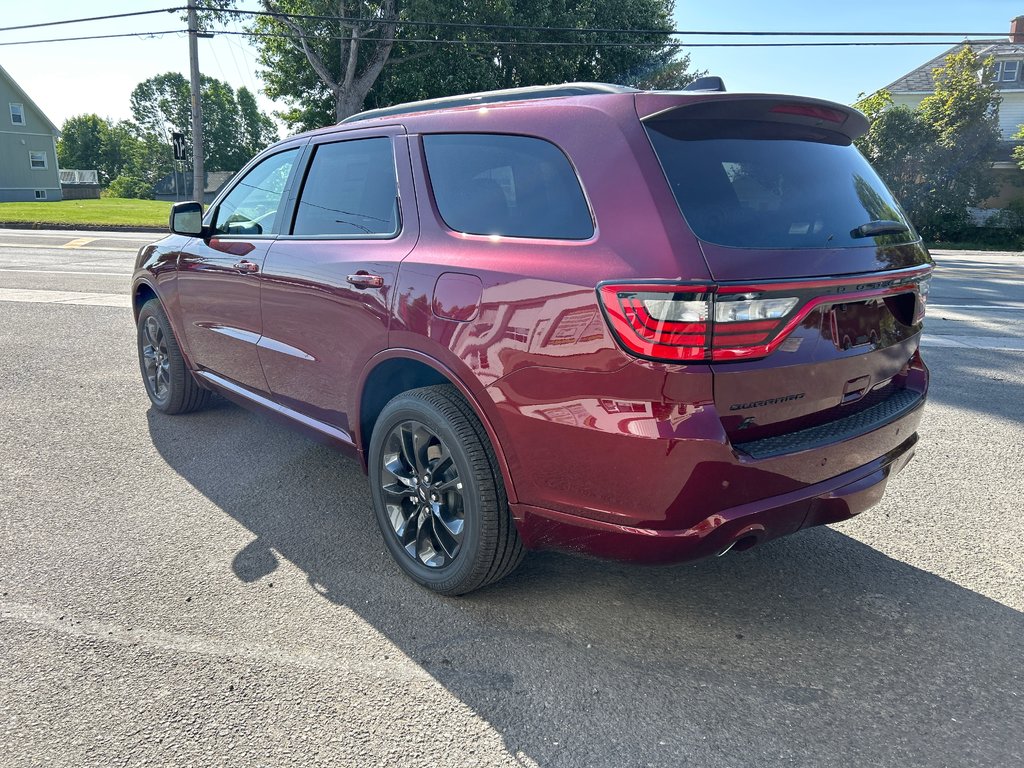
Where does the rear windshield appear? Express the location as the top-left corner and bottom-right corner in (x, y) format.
(645, 120), (916, 249)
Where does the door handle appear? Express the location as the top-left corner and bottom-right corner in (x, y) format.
(346, 273), (384, 289)
(233, 260), (259, 273)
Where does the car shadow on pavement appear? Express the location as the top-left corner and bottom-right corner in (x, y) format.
(148, 403), (1023, 768)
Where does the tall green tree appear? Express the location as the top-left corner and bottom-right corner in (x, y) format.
(129, 72), (279, 174)
(855, 47), (1001, 239)
(222, 0), (696, 131)
(57, 114), (141, 184)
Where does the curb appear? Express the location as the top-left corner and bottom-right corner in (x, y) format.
(0, 220), (163, 234)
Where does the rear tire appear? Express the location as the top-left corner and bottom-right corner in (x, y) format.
(137, 298), (211, 415)
(368, 384), (524, 595)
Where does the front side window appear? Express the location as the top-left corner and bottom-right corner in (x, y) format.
(423, 133), (594, 240)
(29, 151), (47, 169)
(213, 148), (298, 236)
(292, 137), (398, 237)
(10, 103), (24, 125)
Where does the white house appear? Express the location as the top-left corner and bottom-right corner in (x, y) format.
(884, 15), (1024, 211)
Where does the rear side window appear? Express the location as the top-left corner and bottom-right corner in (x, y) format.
(423, 134), (593, 240)
(646, 121), (916, 249)
(293, 137), (398, 237)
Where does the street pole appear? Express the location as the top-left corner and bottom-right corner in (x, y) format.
(187, 1), (204, 205)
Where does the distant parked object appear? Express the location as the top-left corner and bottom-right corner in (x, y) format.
(153, 170), (235, 204)
(60, 169), (101, 200)
(0, 63), (62, 202)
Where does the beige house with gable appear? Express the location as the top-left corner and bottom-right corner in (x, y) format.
(0, 62), (61, 202)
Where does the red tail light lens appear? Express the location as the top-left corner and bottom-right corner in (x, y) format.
(598, 284), (798, 362)
(598, 284), (712, 361)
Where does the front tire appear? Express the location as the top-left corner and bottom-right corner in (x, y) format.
(137, 298), (211, 415)
(368, 385), (524, 595)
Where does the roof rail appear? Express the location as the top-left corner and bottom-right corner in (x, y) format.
(340, 82), (638, 124)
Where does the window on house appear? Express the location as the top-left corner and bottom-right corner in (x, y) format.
(10, 103), (24, 125)
(29, 151), (47, 169)
(34, 190), (46, 200)
(1002, 60), (1020, 82)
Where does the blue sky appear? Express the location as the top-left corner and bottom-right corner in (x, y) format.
(0, 0), (1021, 134)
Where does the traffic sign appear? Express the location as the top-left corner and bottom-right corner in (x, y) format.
(171, 132), (187, 161)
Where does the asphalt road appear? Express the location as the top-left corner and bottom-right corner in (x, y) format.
(0, 228), (1021, 768)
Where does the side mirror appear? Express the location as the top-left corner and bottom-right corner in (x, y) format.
(169, 201), (206, 237)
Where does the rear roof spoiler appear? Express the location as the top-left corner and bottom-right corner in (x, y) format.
(636, 93), (870, 141)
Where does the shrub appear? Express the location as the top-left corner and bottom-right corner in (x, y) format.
(107, 174), (153, 200)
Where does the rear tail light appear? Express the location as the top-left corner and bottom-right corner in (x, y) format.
(598, 271), (931, 363)
(913, 276), (930, 324)
(598, 284), (797, 362)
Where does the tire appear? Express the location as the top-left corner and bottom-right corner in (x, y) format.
(136, 298), (212, 415)
(368, 384), (524, 595)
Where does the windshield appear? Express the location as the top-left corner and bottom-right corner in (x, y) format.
(645, 120), (917, 250)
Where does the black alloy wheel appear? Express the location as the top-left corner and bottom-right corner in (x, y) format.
(136, 298), (212, 415)
(381, 419), (466, 568)
(141, 314), (171, 404)
(369, 385), (524, 595)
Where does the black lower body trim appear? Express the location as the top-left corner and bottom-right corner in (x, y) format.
(733, 388), (924, 460)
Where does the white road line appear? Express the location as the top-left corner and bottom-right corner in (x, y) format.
(0, 242), (137, 253)
(929, 304), (1024, 311)
(0, 268), (130, 277)
(922, 335), (1024, 351)
(0, 287), (129, 308)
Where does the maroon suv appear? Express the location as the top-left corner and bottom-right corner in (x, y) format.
(133, 82), (931, 594)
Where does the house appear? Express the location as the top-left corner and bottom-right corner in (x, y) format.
(153, 169), (235, 204)
(0, 63), (61, 202)
(884, 16), (1024, 213)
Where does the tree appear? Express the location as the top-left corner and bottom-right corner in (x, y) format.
(57, 115), (141, 184)
(129, 72), (279, 174)
(223, 0), (697, 131)
(855, 47), (1001, 239)
(237, 87), (279, 158)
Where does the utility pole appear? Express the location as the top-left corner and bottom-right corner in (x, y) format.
(187, 1), (204, 205)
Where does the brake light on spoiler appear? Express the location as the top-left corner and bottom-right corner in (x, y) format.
(597, 267), (933, 363)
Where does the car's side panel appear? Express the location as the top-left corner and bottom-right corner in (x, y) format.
(176, 236), (274, 395)
(257, 128), (418, 433)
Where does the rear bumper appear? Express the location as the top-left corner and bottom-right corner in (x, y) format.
(510, 425), (920, 565)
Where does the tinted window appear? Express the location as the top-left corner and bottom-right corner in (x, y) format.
(214, 148), (298, 236)
(292, 138), (398, 237)
(646, 121), (916, 249)
(424, 134), (593, 240)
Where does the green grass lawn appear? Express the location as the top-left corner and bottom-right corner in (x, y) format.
(0, 198), (171, 229)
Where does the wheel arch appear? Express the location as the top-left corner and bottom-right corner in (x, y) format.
(356, 349), (518, 504)
(131, 279), (159, 321)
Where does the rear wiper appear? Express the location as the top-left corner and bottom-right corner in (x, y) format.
(850, 220), (910, 238)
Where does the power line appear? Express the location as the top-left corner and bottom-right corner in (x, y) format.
(0, 7), (186, 34)
(215, 7), (1018, 39)
(0, 30), (186, 47)
(0, 25), (987, 49)
(0, 5), (1014, 42)
(229, 29), (985, 49)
